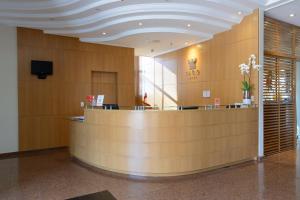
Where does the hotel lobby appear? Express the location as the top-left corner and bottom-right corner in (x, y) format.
(0, 0), (300, 199)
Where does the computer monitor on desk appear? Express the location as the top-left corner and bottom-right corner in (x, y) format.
(103, 104), (119, 110)
(180, 106), (199, 110)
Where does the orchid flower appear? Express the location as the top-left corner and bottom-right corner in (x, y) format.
(253, 64), (262, 71)
(239, 63), (250, 75)
(239, 54), (261, 94)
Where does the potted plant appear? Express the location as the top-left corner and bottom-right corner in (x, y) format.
(239, 54), (261, 105)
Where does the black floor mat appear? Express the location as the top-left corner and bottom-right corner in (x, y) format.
(66, 190), (117, 200)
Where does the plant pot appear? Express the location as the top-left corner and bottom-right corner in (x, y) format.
(243, 98), (252, 105)
(243, 90), (251, 105)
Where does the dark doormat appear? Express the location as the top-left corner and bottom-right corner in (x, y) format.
(66, 190), (117, 200)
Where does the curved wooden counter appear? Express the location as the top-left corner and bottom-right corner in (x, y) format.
(70, 108), (258, 177)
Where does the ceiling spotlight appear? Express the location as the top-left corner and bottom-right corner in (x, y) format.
(185, 42), (189, 45)
(138, 22), (143, 26)
(102, 32), (107, 35)
(197, 44), (202, 48)
(152, 40), (160, 43)
(289, 13), (295, 17)
(238, 11), (242, 15)
(187, 24), (191, 27)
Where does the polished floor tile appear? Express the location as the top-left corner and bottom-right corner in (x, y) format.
(0, 147), (300, 200)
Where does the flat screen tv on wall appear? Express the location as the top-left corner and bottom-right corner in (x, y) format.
(31, 60), (53, 79)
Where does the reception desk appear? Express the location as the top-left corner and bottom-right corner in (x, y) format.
(70, 108), (258, 177)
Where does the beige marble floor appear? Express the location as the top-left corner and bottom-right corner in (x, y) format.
(0, 147), (300, 200)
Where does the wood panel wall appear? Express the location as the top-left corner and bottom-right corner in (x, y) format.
(154, 10), (259, 106)
(91, 71), (118, 104)
(18, 28), (135, 151)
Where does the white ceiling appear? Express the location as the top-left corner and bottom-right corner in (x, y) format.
(266, 0), (300, 27)
(0, 0), (293, 56)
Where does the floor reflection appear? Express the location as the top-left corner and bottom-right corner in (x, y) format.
(0, 147), (300, 200)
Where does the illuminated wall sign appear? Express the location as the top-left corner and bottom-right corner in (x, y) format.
(186, 57), (200, 80)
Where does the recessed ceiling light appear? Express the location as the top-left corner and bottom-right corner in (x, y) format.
(138, 22), (143, 26)
(197, 44), (202, 48)
(238, 11), (242, 15)
(152, 40), (160, 43)
(185, 42), (189, 45)
(187, 24), (191, 27)
(102, 32), (107, 35)
(289, 13), (295, 17)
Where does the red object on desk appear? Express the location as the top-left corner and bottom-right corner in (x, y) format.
(86, 95), (94, 103)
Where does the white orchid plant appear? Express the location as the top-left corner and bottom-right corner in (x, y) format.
(239, 54), (261, 94)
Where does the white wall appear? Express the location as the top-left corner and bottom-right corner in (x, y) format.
(0, 26), (18, 154)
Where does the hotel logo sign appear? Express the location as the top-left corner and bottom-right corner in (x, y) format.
(186, 58), (200, 80)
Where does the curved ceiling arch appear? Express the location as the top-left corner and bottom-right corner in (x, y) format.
(0, 0), (267, 56)
(0, 0), (120, 18)
(44, 14), (231, 35)
(80, 27), (212, 43)
(0, 0), (80, 11)
(0, 3), (241, 23)
(61, 3), (242, 26)
(0, 0), (254, 18)
(0, 3), (241, 29)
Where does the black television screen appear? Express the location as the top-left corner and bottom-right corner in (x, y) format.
(31, 60), (53, 79)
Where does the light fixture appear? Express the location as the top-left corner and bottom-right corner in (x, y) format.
(185, 42), (189, 45)
(187, 24), (191, 27)
(138, 22), (143, 26)
(238, 11), (242, 15)
(197, 44), (202, 48)
(102, 32), (107, 35)
(289, 13), (295, 17)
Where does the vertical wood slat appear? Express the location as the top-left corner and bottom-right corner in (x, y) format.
(296, 28), (300, 60)
(263, 17), (297, 156)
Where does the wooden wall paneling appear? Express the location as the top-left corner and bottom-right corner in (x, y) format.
(91, 71), (118, 104)
(18, 28), (135, 151)
(153, 10), (259, 106)
(296, 28), (300, 60)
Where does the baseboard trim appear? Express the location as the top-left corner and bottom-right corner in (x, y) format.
(72, 156), (256, 182)
(0, 146), (68, 160)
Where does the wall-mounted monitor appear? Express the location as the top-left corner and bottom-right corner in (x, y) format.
(31, 60), (53, 79)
